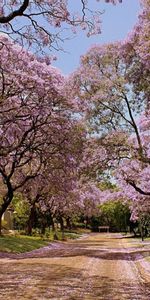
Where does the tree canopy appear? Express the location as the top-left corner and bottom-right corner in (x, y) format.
(0, 0), (150, 237)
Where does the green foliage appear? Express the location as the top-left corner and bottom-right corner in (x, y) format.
(90, 216), (101, 231)
(97, 181), (117, 191)
(12, 194), (30, 229)
(98, 200), (130, 232)
(138, 212), (150, 239)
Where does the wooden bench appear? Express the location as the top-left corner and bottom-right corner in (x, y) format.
(98, 226), (109, 232)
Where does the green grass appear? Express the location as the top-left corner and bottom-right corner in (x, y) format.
(146, 257), (150, 262)
(124, 236), (150, 249)
(47, 230), (81, 241)
(0, 230), (82, 253)
(0, 235), (51, 253)
(63, 231), (81, 239)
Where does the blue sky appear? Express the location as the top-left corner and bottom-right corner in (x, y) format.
(53, 0), (140, 75)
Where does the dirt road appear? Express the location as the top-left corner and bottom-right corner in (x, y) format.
(0, 233), (150, 300)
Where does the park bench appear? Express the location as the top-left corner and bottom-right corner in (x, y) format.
(98, 226), (109, 232)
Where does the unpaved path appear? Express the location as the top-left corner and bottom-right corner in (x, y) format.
(0, 233), (150, 299)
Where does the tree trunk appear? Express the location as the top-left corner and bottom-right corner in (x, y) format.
(50, 216), (58, 240)
(26, 205), (35, 235)
(41, 217), (47, 235)
(0, 181), (14, 236)
(140, 226), (144, 241)
(0, 216), (2, 236)
(59, 216), (65, 240)
(51, 217), (55, 232)
(59, 216), (64, 231)
(26, 218), (33, 236)
(66, 217), (71, 230)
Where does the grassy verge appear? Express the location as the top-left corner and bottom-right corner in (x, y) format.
(0, 235), (50, 253)
(123, 235), (150, 263)
(0, 230), (82, 253)
(125, 236), (150, 247)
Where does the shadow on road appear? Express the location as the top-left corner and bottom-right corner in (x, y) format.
(0, 234), (150, 262)
(0, 261), (150, 299)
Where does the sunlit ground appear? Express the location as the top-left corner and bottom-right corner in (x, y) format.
(0, 233), (150, 300)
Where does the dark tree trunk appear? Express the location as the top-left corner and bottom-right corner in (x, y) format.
(0, 181), (14, 236)
(41, 217), (47, 235)
(50, 215), (58, 240)
(66, 217), (71, 230)
(0, 216), (2, 236)
(59, 216), (64, 231)
(26, 194), (40, 236)
(51, 217), (55, 232)
(26, 204), (35, 235)
(140, 226), (144, 241)
(59, 216), (65, 240)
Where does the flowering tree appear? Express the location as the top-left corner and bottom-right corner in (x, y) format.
(115, 111), (150, 235)
(0, 34), (74, 234)
(19, 121), (85, 235)
(0, 0), (122, 52)
(1, 0), (149, 237)
(112, 0), (150, 219)
(70, 41), (146, 127)
(66, 0), (150, 234)
(68, 0), (150, 167)
(123, 0), (150, 71)
(68, 41), (148, 180)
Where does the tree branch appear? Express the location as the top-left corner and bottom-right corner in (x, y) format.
(0, 0), (29, 23)
(127, 179), (150, 196)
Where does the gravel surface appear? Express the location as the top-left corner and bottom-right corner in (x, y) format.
(0, 233), (150, 299)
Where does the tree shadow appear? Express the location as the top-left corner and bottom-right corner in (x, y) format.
(0, 262), (150, 299)
(0, 234), (150, 263)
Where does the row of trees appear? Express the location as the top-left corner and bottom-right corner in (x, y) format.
(67, 0), (150, 236)
(0, 0), (149, 237)
(12, 194), (131, 235)
(0, 37), (102, 234)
